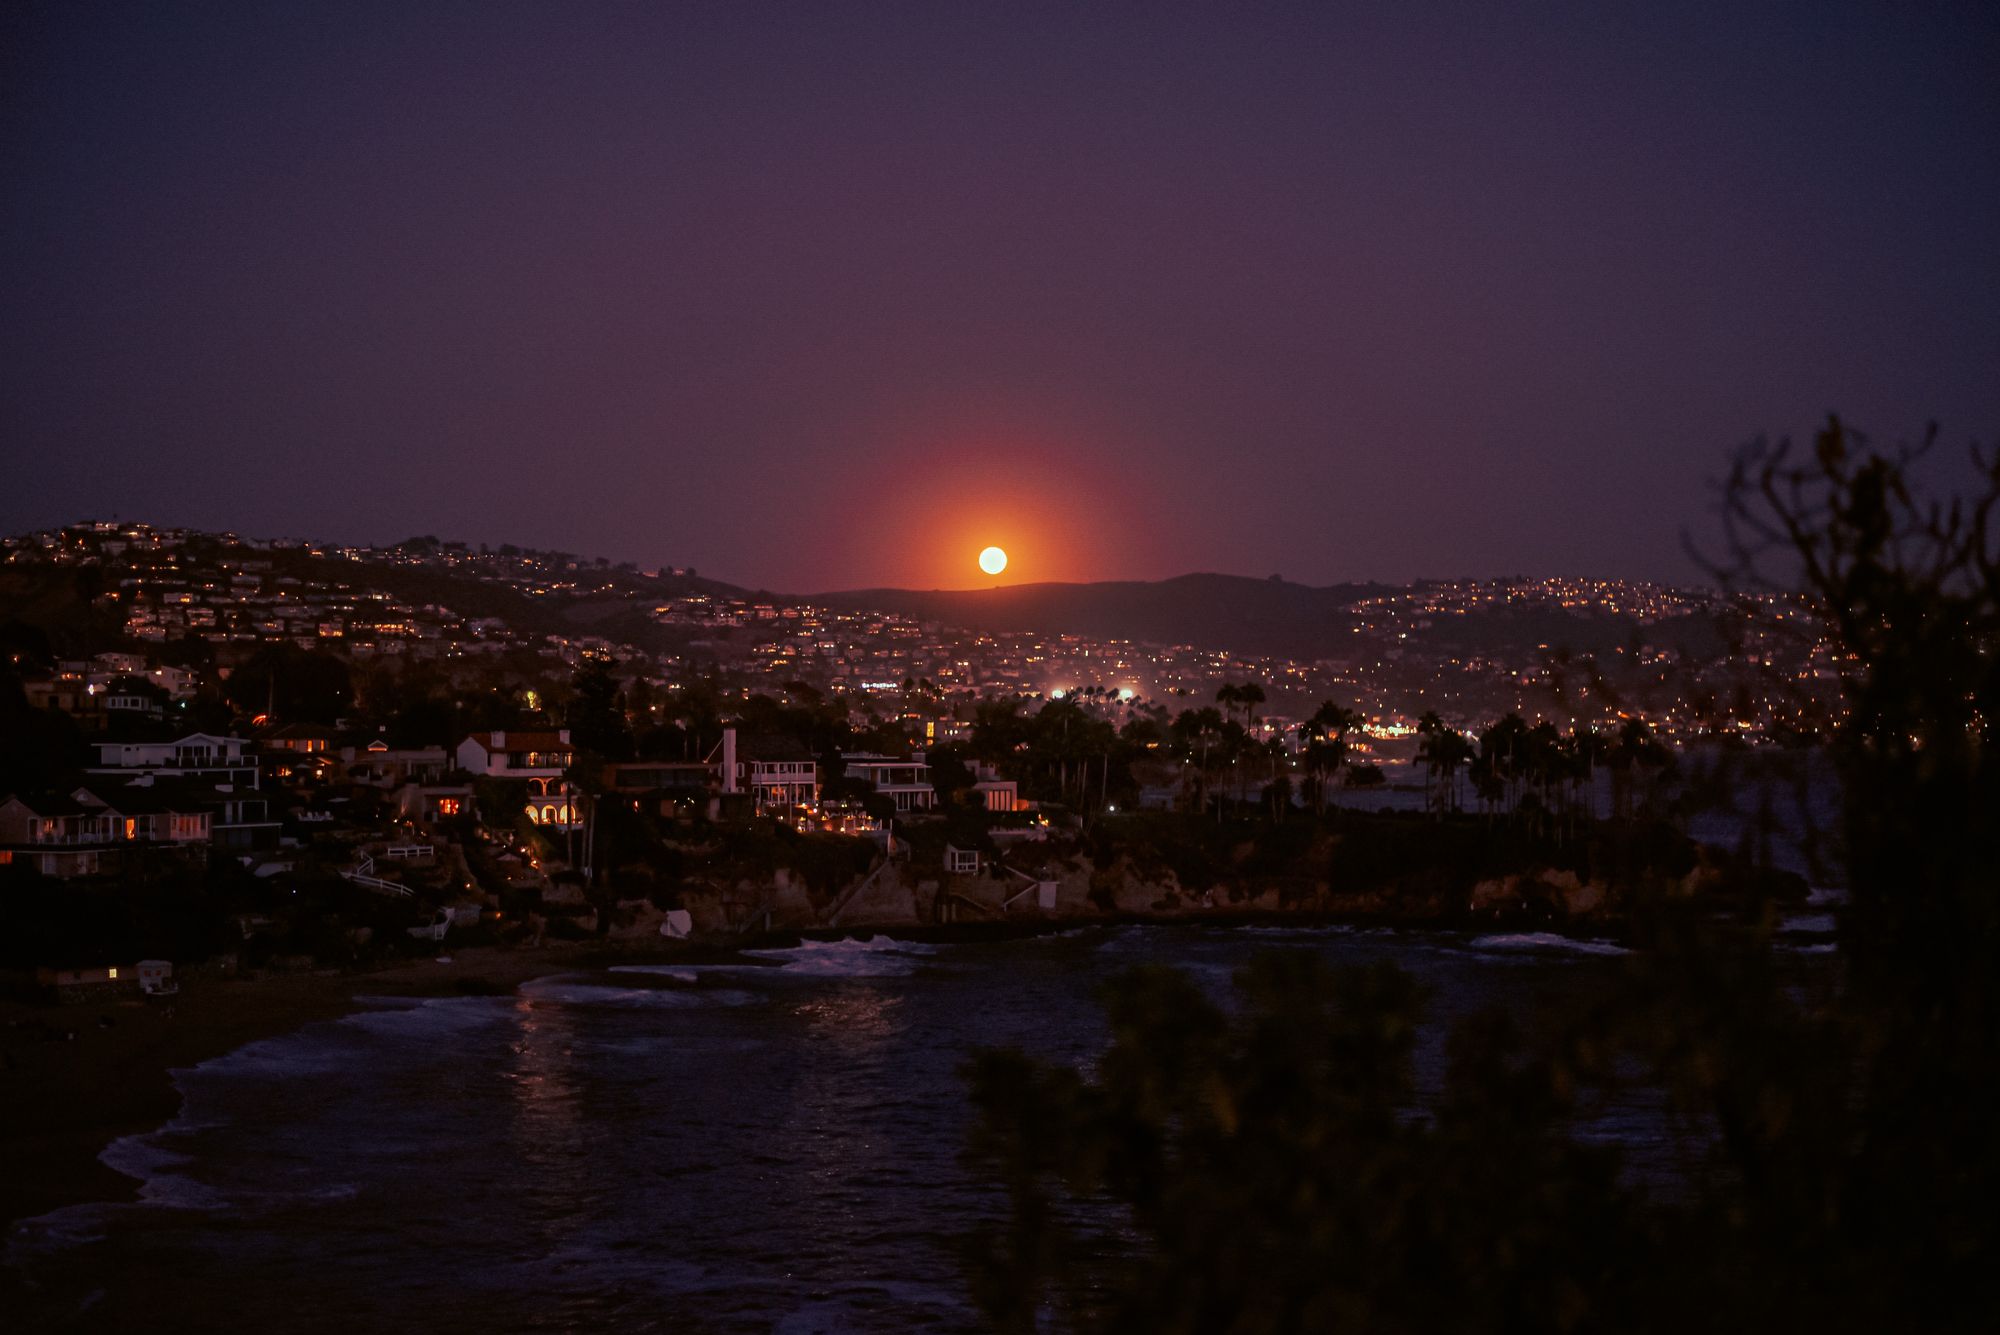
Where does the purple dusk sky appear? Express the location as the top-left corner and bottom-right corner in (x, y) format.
(3, 2), (1996, 591)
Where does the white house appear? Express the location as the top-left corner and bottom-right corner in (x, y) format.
(455, 729), (579, 829)
(843, 753), (937, 812)
(727, 731), (819, 812)
(87, 733), (259, 786)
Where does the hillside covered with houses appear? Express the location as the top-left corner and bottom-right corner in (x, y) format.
(2, 521), (1816, 1001)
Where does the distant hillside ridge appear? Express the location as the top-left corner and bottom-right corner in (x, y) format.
(803, 573), (1394, 659)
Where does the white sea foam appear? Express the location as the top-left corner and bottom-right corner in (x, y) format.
(1777, 912), (1837, 935)
(6, 1205), (110, 1255)
(608, 966), (701, 982)
(175, 998), (513, 1082)
(1234, 923), (1363, 938)
(98, 1133), (228, 1211)
(184, 1032), (358, 1080)
(741, 936), (942, 977)
(1780, 941), (1838, 955)
(339, 995), (516, 1039)
(1467, 932), (1629, 958)
(519, 979), (757, 1008)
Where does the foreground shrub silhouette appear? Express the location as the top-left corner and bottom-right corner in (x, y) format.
(966, 958), (1660, 1332)
(964, 420), (1997, 1332)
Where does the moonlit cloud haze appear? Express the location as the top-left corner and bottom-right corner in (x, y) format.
(3, 2), (1996, 589)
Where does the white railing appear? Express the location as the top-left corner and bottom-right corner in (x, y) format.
(825, 849), (903, 928)
(1000, 865), (1059, 912)
(341, 864), (412, 897)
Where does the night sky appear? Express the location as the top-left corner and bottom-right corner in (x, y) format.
(4, 2), (1995, 591)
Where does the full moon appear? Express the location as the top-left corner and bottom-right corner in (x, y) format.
(978, 545), (1008, 576)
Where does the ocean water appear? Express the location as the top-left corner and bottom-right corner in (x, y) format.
(6, 924), (1833, 1332)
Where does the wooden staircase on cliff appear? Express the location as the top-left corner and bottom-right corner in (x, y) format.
(823, 847), (904, 928)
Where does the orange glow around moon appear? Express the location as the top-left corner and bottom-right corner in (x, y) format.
(978, 545), (1008, 576)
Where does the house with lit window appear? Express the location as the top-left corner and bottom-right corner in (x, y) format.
(842, 753), (937, 812)
(35, 963), (140, 1003)
(69, 766), (280, 851)
(71, 785), (212, 849)
(395, 783), (475, 825)
(0, 796), (114, 877)
(259, 722), (342, 754)
(0, 789), (211, 878)
(738, 735), (820, 813)
(455, 728), (580, 829)
(968, 761), (1024, 813)
(599, 729), (819, 822)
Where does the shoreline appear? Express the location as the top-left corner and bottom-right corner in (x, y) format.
(0, 942), (626, 1230)
(0, 911), (1655, 1232)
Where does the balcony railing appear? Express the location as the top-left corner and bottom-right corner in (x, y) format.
(491, 753), (571, 771)
(95, 753), (254, 770)
(25, 829), (114, 846)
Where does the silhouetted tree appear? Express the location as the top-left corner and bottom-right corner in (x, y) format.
(223, 643), (352, 724)
(962, 418), (1999, 1332)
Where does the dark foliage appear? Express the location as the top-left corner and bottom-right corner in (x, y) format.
(222, 643), (353, 724)
(963, 421), (1999, 1332)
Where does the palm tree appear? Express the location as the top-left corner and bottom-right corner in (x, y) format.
(1172, 707), (1227, 814)
(1302, 701), (1362, 811)
(1416, 712), (1451, 816)
(1477, 713), (1533, 819)
(1215, 683), (1241, 730)
(1607, 718), (1670, 820)
(1235, 682), (1267, 728)
(1526, 721), (1564, 838)
(1263, 736), (1293, 819)
(1441, 727), (1475, 815)
(1415, 714), (1477, 819)
(1567, 725), (1610, 828)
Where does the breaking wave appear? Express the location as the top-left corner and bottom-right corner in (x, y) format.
(1467, 932), (1629, 958)
(607, 966), (701, 983)
(740, 936), (943, 978)
(518, 979), (757, 1008)
(1777, 912), (1837, 935)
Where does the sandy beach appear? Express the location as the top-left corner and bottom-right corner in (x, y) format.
(0, 943), (620, 1229)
